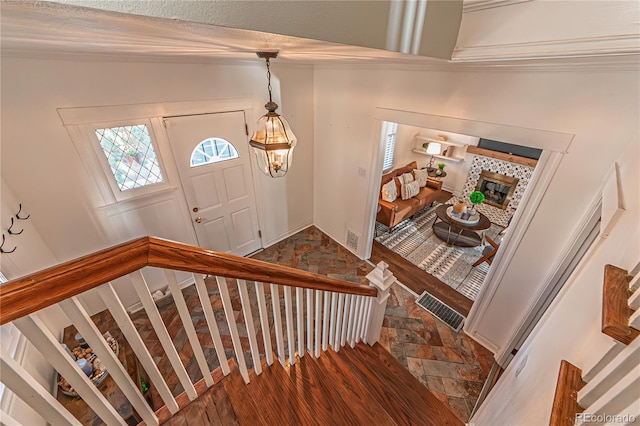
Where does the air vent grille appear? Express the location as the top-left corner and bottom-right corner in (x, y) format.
(345, 228), (359, 252)
(416, 292), (466, 332)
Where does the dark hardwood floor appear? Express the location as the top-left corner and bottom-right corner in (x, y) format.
(370, 190), (474, 316)
(370, 241), (473, 316)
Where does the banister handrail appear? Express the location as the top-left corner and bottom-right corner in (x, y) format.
(0, 236), (377, 325)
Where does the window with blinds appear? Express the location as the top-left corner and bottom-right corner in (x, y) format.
(382, 122), (398, 172)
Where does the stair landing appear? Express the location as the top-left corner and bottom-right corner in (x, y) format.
(162, 342), (462, 426)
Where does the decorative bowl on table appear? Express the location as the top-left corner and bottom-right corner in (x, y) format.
(446, 206), (480, 226)
(57, 331), (119, 396)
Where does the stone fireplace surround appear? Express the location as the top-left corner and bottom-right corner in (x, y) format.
(457, 154), (535, 227)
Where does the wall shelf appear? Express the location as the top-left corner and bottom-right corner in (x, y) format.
(414, 135), (467, 162)
(411, 148), (464, 163)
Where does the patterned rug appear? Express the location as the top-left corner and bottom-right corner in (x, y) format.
(375, 203), (504, 301)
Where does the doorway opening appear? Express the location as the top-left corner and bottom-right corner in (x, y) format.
(370, 121), (541, 317)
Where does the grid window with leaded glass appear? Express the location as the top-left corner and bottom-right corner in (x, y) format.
(95, 124), (164, 191)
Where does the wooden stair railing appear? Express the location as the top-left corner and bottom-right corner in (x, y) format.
(0, 236), (376, 325)
(550, 263), (640, 426)
(602, 264), (640, 344)
(0, 236), (395, 426)
(549, 360), (586, 426)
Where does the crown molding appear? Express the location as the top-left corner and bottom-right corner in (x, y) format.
(453, 34), (640, 62)
(463, 0), (532, 13)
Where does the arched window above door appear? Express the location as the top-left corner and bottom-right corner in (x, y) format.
(190, 138), (239, 167)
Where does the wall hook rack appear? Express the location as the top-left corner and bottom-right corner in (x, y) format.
(7, 217), (23, 235)
(1, 234), (16, 254)
(16, 203), (30, 220)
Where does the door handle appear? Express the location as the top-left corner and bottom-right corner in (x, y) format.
(194, 217), (202, 223)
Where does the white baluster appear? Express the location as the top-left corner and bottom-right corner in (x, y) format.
(193, 275), (230, 376)
(576, 368), (639, 425)
(328, 292), (337, 351)
(348, 296), (361, 347)
(270, 284), (286, 365)
(356, 295), (367, 343)
(237, 280), (262, 375)
(361, 298), (373, 344)
(629, 285), (640, 310)
(255, 282), (273, 366)
(0, 409), (20, 426)
(60, 297), (158, 425)
(216, 276), (250, 383)
(130, 271), (197, 400)
(284, 286), (296, 364)
(341, 294), (352, 347)
(579, 336), (640, 407)
(608, 398), (640, 426)
(306, 288), (314, 356)
(322, 291), (330, 352)
(164, 271), (213, 388)
(14, 315), (126, 425)
(97, 283), (179, 413)
(296, 287), (305, 358)
(365, 261), (396, 345)
(0, 347), (80, 425)
(315, 290), (322, 357)
(334, 293), (345, 351)
(629, 271), (640, 292)
(629, 308), (640, 330)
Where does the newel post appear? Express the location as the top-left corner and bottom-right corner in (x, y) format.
(365, 261), (396, 345)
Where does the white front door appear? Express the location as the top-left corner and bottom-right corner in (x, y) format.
(165, 111), (262, 256)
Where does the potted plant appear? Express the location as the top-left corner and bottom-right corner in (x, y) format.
(436, 163), (445, 176)
(468, 191), (485, 215)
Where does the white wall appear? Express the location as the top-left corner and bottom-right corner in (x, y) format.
(1, 179), (69, 425)
(1, 57), (314, 310)
(313, 65), (640, 355)
(472, 136), (639, 425)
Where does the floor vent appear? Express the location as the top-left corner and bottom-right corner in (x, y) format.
(416, 292), (466, 332)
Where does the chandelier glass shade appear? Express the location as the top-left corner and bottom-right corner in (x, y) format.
(249, 52), (297, 178)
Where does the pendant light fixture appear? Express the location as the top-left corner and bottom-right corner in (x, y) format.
(249, 51), (297, 178)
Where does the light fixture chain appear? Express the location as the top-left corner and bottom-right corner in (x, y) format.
(266, 58), (273, 103)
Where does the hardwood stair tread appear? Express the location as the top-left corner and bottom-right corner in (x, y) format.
(157, 343), (463, 426)
(222, 363), (267, 426)
(243, 356), (316, 425)
(289, 350), (398, 425)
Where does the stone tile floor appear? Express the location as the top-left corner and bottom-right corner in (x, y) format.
(253, 226), (494, 423)
(379, 283), (494, 421)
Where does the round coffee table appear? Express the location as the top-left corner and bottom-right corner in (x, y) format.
(432, 204), (491, 247)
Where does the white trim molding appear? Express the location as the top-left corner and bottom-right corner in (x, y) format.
(453, 34), (640, 62)
(463, 0), (532, 14)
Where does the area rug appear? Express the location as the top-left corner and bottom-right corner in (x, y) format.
(375, 203), (503, 301)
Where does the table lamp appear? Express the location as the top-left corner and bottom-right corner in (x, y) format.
(426, 142), (441, 171)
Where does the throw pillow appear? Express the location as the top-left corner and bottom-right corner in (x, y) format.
(413, 168), (429, 187)
(401, 172), (414, 184)
(394, 176), (403, 195)
(381, 179), (397, 202)
(401, 180), (420, 200)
